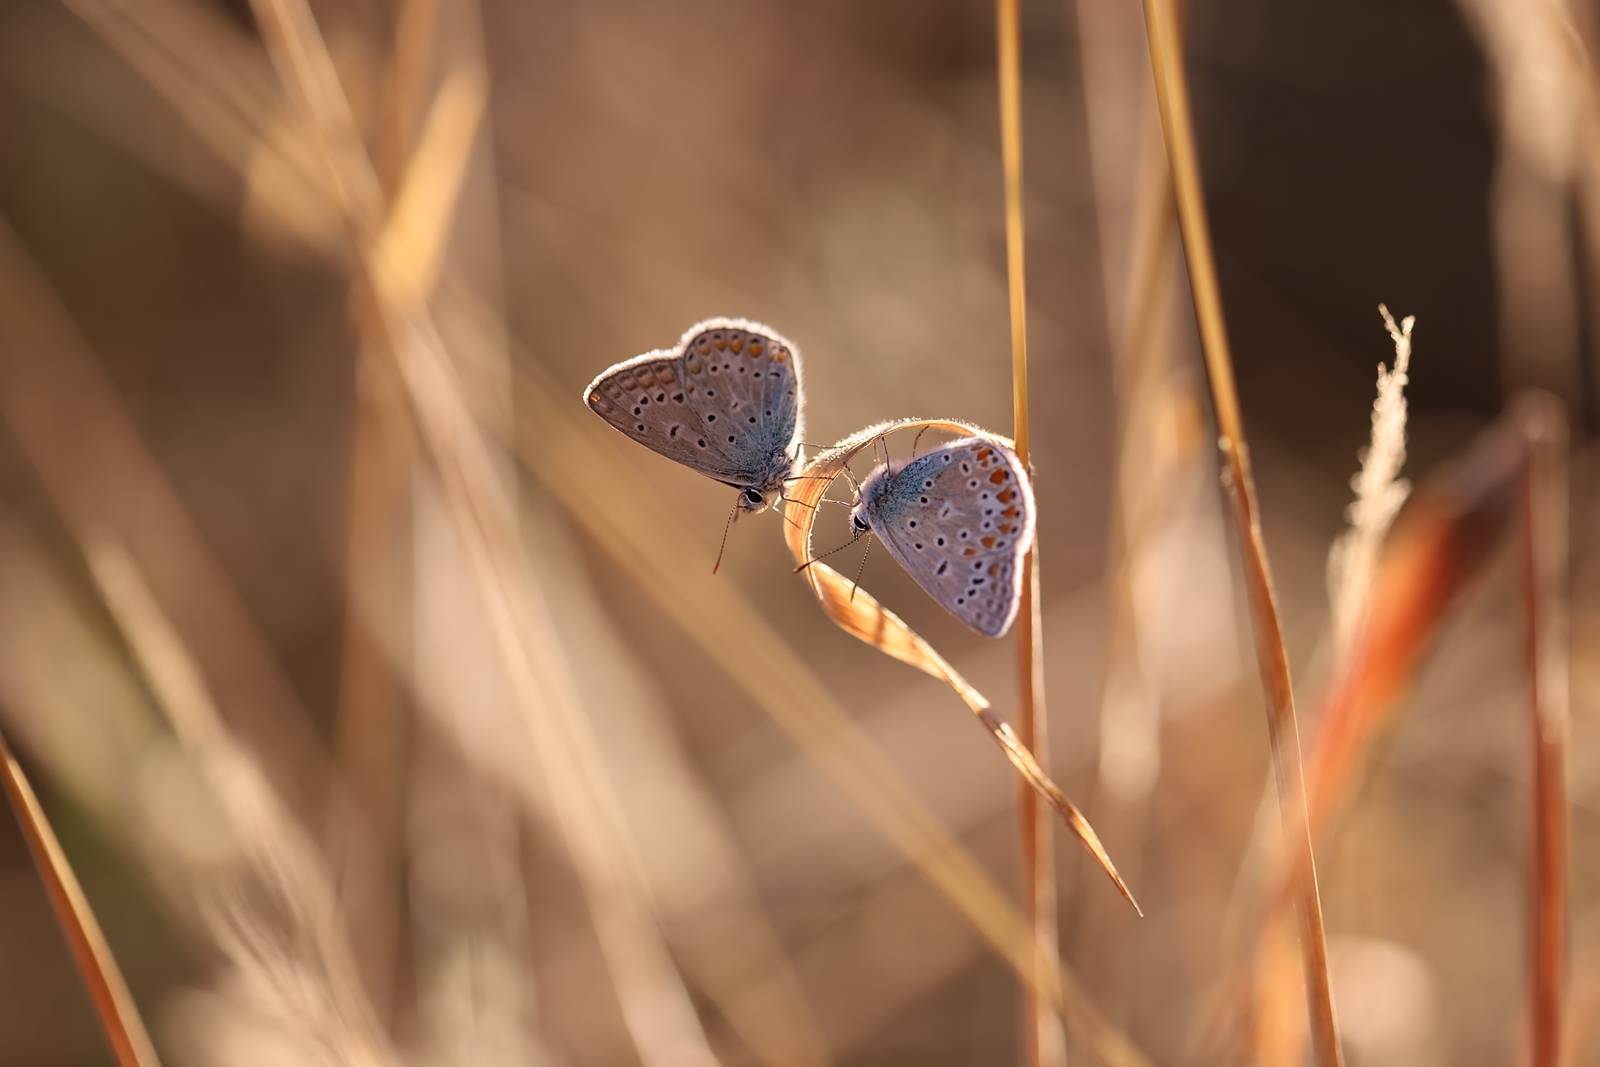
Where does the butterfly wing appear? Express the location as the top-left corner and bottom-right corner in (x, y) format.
(864, 437), (1035, 637)
(585, 319), (803, 491)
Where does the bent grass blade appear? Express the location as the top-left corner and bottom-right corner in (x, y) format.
(784, 419), (1139, 913)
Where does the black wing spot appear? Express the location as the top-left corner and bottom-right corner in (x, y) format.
(674, 393), (684, 402)
(707, 414), (717, 422)
(707, 389), (716, 398)
(633, 407), (642, 415)
(936, 561), (948, 575)
(748, 416), (756, 424)
(936, 536), (946, 546)
(908, 520), (918, 528)
(670, 426), (679, 437)
(920, 496), (929, 504)
(656, 393), (665, 402)
(697, 439), (707, 447)
(635, 424), (645, 432)
(727, 435), (735, 442)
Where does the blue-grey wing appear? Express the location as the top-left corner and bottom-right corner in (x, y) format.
(585, 319), (802, 489)
(864, 437), (1034, 637)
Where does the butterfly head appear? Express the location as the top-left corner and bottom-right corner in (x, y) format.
(736, 476), (791, 514)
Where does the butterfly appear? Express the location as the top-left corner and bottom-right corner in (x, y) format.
(585, 319), (804, 514)
(847, 436), (1035, 637)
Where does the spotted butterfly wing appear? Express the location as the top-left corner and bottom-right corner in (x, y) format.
(856, 437), (1035, 637)
(584, 319), (804, 505)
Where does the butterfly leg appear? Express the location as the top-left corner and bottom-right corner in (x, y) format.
(792, 528), (864, 573)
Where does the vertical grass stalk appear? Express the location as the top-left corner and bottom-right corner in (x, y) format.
(997, 3), (1065, 1065)
(1139, 0), (1343, 1062)
(1519, 393), (1569, 1067)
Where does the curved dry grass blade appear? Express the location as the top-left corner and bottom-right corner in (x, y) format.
(783, 420), (1138, 912)
(1518, 392), (1570, 1067)
(0, 724), (162, 1067)
(1139, 0), (1343, 1060)
(995, 1), (1066, 1059)
(516, 366), (1154, 1067)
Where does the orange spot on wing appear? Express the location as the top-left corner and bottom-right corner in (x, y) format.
(964, 547), (976, 556)
(989, 469), (1007, 484)
(981, 536), (995, 548)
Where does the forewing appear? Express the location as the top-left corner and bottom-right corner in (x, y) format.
(585, 319), (802, 488)
(866, 438), (1035, 637)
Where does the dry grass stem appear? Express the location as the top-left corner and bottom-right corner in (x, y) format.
(242, 1), (724, 1062)
(1328, 307), (1414, 656)
(517, 370), (1153, 1067)
(49, 5), (812, 1060)
(996, 1), (1066, 1062)
(1140, 0), (1343, 1060)
(1519, 392), (1570, 1067)
(85, 534), (397, 1067)
(0, 723), (162, 1067)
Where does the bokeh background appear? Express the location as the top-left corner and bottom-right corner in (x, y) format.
(0, 0), (1593, 1064)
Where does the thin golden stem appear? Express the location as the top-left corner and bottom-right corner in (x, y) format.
(1519, 393), (1569, 1067)
(997, 2), (1064, 1064)
(0, 725), (162, 1067)
(1138, 0), (1343, 1063)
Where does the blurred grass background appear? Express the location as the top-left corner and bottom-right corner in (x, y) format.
(0, 0), (1592, 1065)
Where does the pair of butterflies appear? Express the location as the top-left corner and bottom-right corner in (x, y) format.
(584, 319), (1035, 638)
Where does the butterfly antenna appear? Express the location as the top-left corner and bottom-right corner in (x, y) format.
(849, 534), (874, 601)
(793, 531), (862, 573)
(712, 501), (739, 574)
(911, 425), (931, 459)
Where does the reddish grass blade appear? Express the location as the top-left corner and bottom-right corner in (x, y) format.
(1519, 393), (1569, 1067)
(0, 725), (161, 1067)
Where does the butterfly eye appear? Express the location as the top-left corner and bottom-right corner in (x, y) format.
(852, 515), (870, 533)
(743, 489), (764, 506)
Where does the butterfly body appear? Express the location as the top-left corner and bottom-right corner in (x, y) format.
(585, 319), (804, 512)
(851, 437), (1034, 637)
